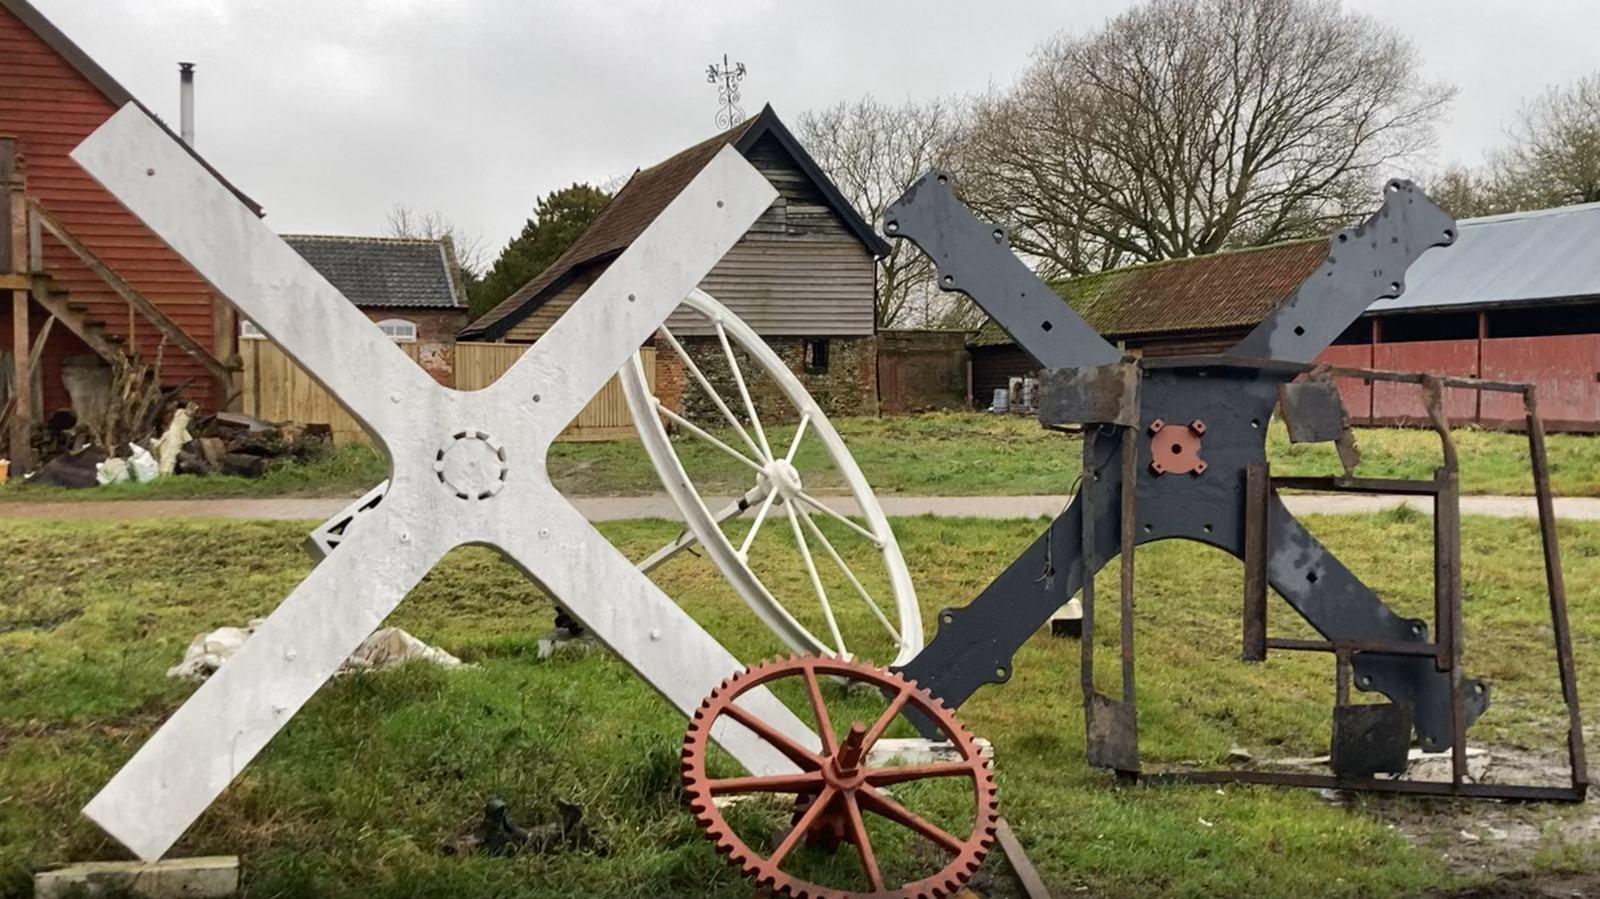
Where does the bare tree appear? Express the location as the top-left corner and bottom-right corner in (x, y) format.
(959, 0), (1454, 279)
(1491, 74), (1600, 210)
(385, 203), (489, 281)
(798, 96), (967, 329)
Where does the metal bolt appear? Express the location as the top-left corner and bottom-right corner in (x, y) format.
(650, 628), (662, 640)
(146, 168), (155, 176)
(399, 532), (411, 544)
(539, 528), (551, 538)
(284, 649), (297, 661)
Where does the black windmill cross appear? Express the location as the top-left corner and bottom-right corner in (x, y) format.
(883, 172), (1483, 759)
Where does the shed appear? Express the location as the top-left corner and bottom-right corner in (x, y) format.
(971, 201), (1600, 431)
(461, 105), (890, 422)
(0, 0), (257, 470)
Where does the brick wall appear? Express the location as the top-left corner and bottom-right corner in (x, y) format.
(361, 306), (465, 386)
(654, 333), (877, 424)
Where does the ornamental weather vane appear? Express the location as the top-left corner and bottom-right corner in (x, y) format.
(706, 52), (747, 130)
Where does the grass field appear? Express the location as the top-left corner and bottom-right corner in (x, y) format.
(3, 513), (1598, 898)
(5, 413), (1600, 504)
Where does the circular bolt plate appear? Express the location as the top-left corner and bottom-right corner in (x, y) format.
(434, 430), (508, 499)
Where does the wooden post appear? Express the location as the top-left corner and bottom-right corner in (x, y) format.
(4, 139), (31, 471)
(10, 288), (31, 471)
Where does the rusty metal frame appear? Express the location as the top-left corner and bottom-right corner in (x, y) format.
(1136, 360), (1588, 802)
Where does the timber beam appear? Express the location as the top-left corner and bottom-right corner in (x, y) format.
(30, 200), (237, 384)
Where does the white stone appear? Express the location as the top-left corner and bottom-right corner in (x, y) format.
(35, 856), (238, 899)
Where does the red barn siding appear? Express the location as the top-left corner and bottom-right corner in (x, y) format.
(1481, 335), (1600, 429)
(0, 5), (221, 411)
(1372, 341), (1478, 424)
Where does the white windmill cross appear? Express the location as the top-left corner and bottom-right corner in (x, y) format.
(72, 105), (817, 862)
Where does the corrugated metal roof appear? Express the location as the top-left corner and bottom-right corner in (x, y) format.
(282, 235), (466, 309)
(1371, 201), (1600, 312)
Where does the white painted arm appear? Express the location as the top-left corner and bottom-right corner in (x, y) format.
(72, 105), (436, 440)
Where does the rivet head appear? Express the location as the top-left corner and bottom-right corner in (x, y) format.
(650, 628), (662, 640)
(399, 531), (411, 544)
(285, 649), (297, 661)
(539, 528), (551, 538)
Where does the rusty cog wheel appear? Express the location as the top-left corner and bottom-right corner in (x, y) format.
(682, 655), (998, 899)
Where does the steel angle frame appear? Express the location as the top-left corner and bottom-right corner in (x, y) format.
(71, 105), (821, 862)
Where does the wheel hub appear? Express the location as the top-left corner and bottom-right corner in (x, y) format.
(761, 458), (805, 499)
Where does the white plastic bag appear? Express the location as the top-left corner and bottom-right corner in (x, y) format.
(128, 444), (158, 483)
(96, 458), (130, 485)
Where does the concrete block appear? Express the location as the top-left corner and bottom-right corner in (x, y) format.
(34, 856), (238, 899)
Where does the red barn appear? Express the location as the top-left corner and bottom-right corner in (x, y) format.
(0, 0), (253, 471)
(972, 201), (1600, 432)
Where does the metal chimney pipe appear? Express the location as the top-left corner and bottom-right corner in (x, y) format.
(178, 62), (195, 147)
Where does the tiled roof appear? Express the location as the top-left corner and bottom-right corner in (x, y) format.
(971, 240), (1327, 346)
(282, 235), (466, 309)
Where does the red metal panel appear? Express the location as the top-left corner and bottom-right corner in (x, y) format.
(1372, 341), (1478, 424)
(1480, 335), (1600, 429)
(0, 6), (220, 410)
(1311, 345), (1373, 423)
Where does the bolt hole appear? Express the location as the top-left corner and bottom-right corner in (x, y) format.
(628, 293), (636, 302)
(1360, 676), (1372, 687)
(942, 613), (954, 625)
(1474, 683), (1485, 694)
(1412, 624), (1423, 635)
(992, 228), (1004, 242)
(937, 174), (949, 185)
(886, 220), (899, 233)
(1390, 281), (1401, 292)
(1251, 419), (1261, 428)
(942, 275), (954, 287)
(1041, 321), (1054, 332)
(1143, 523), (1154, 533)
(1294, 325), (1305, 336)
(146, 168), (155, 176)
(716, 200), (724, 208)
(532, 394), (541, 403)
(1170, 443), (1183, 454)
(1444, 229), (1455, 240)
(1307, 571), (1319, 584)
(996, 667), (1008, 679)
(1338, 233), (1348, 243)
(1203, 524), (1213, 533)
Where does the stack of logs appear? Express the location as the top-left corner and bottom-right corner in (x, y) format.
(180, 413), (332, 479)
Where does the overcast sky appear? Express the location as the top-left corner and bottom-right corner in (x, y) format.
(32, 0), (1600, 258)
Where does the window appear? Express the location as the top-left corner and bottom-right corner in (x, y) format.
(375, 319), (418, 343)
(804, 338), (830, 374)
(239, 319), (266, 340)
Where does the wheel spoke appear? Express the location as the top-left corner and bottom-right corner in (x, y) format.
(785, 413), (811, 463)
(859, 784), (966, 854)
(719, 699), (824, 770)
(843, 791), (884, 891)
(769, 785), (836, 870)
(794, 503), (902, 644)
(860, 685), (910, 755)
(737, 488), (779, 558)
(864, 762), (978, 787)
(637, 498), (746, 574)
(716, 320), (774, 460)
(660, 326), (766, 462)
(657, 402), (766, 475)
(708, 771), (826, 795)
(801, 663), (839, 758)
(786, 502), (847, 658)
(794, 491), (883, 547)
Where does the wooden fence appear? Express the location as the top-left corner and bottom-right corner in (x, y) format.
(238, 338), (653, 443)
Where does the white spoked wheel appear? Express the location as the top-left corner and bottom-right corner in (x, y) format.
(621, 288), (922, 667)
